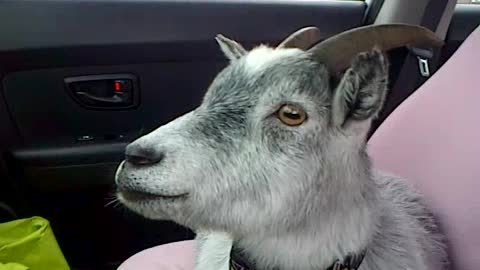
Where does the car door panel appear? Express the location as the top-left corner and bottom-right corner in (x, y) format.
(0, 0), (365, 51)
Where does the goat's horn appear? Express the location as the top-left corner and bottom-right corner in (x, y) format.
(308, 24), (444, 73)
(277, 26), (321, 50)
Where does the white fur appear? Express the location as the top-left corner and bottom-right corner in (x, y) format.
(194, 231), (234, 270)
(244, 46), (302, 73)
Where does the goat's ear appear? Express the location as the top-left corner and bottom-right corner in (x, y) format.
(215, 34), (247, 61)
(331, 48), (389, 127)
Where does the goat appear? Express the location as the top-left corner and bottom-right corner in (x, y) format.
(116, 24), (448, 270)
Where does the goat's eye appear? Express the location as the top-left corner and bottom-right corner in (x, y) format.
(277, 104), (307, 126)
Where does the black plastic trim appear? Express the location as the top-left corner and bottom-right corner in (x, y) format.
(447, 4), (480, 42)
(0, 0), (365, 51)
(12, 142), (127, 166)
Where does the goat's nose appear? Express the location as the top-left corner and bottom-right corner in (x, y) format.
(125, 145), (164, 166)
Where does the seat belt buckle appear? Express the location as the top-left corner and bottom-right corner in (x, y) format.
(417, 57), (430, 77)
(407, 46), (434, 78)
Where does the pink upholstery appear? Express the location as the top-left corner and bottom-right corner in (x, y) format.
(118, 240), (195, 270)
(369, 26), (480, 270)
(119, 26), (480, 270)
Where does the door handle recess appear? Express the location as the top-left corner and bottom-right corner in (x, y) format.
(65, 74), (139, 110)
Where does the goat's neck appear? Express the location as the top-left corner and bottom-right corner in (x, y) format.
(236, 150), (380, 270)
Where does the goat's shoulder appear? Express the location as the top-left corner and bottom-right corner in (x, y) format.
(372, 171), (438, 227)
(365, 171), (448, 270)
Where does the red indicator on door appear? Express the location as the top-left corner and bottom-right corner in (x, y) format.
(114, 81), (122, 92)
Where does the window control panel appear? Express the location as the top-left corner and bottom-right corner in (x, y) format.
(65, 74), (139, 110)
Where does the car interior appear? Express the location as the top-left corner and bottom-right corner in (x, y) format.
(0, 0), (479, 269)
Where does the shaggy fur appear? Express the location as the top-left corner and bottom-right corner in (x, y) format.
(116, 38), (447, 270)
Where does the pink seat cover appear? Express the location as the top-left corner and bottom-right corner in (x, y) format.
(118, 240), (195, 270)
(118, 26), (480, 270)
(369, 26), (480, 270)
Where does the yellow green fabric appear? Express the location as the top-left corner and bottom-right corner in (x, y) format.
(0, 262), (29, 270)
(0, 217), (70, 270)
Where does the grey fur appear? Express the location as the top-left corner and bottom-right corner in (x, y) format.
(116, 40), (447, 270)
